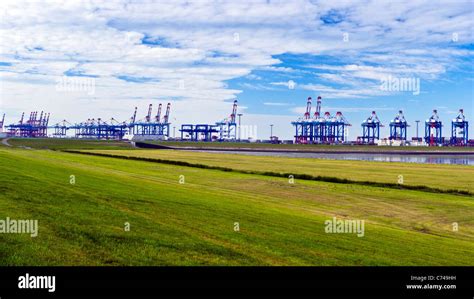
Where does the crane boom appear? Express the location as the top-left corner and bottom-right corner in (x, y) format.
(367, 111), (380, 123)
(230, 100), (238, 123)
(324, 111), (331, 120)
(313, 96), (322, 119)
(304, 97), (312, 120)
(394, 110), (406, 122)
(315, 96), (321, 116)
(131, 107), (137, 124)
(146, 104), (153, 122)
(163, 103), (171, 124)
(429, 109), (439, 121)
(156, 103), (162, 123)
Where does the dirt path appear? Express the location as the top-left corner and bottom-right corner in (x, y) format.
(1, 137), (12, 147)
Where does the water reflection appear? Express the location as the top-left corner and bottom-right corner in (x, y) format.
(197, 151), (474, 165)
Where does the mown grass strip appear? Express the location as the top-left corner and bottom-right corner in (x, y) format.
(144, 140), (474, 152)
(63, 150), (473, 197)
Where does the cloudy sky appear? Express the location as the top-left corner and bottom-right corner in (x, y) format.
(0, 0), (473, 140)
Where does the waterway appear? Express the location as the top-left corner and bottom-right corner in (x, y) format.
(196, 150), (474, 165)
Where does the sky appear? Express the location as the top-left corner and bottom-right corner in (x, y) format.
(0, 0), (473, 140)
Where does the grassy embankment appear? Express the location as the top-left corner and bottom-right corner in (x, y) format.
(148, 141), (474, 152)
(0, 143), (473, 265)
(6, 138), (135, 150)
(80, 149), (474, 194)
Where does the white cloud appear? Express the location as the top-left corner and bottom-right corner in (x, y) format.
(299, 83), (390, 99)
(263, 102), (293, 106)
(270, 81), (297, 89)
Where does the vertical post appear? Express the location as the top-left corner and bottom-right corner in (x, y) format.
(451, 122), (454, 144)
(440, 124), (442, 145)
(415, 120), (420, 140)
(295, 124), (298, 144)
(237, 113), (242, 141)
(466, 122), (469, 144)
(270, 124), (273, 141)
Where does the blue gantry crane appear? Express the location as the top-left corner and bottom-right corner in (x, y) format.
(7, 111), (50, 137)
(451, 109), (469, 146)
(130, 102), (171, 138)
(360, 111), (382, 144)
(424, 109), (443, 146)
(181, 100), (237, 141)
(292, 96), (350, 144)
(389, 110), (408, 141)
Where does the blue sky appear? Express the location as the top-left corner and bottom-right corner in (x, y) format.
(0, 0), (473, 140)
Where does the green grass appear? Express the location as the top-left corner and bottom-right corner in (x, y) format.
(0, 147), (473, 266)
(82, 149), (474, 194)
(149, 141), (474, 152)
(5, 138), (474, 152)
(5, 138), (135, 150)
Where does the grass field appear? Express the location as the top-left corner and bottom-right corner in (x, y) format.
(0, 140), (473, 266)
(148, 141), (474, 152)
(80, 149), (474, 194)
(5, 137), (474, 152)
(5, 138), (135, 150)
